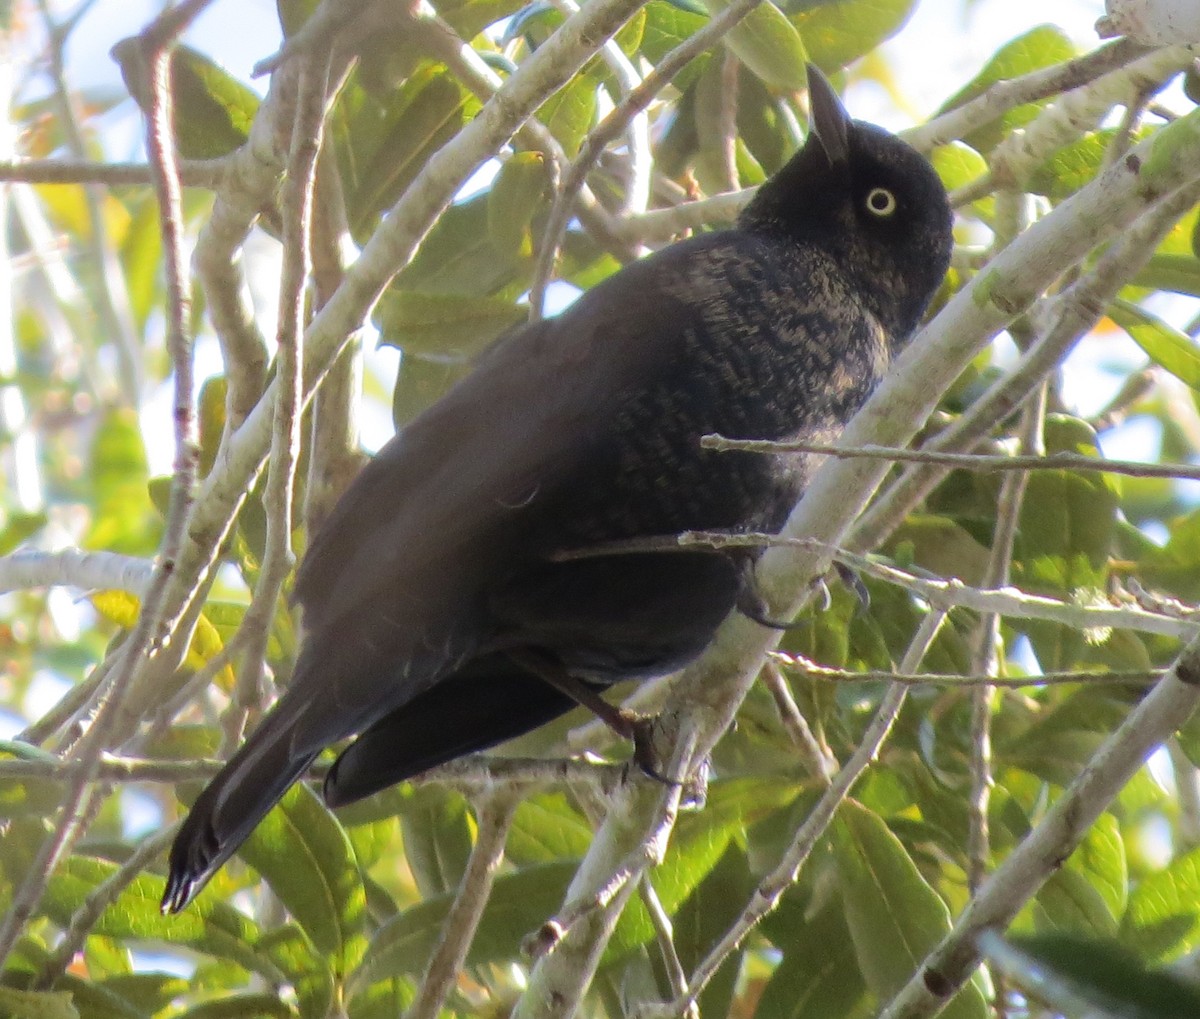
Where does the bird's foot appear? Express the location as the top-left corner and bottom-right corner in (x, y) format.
(736, 578), (802, 630)
(833, 561), (871, 614)
(622, 711), (682, 786)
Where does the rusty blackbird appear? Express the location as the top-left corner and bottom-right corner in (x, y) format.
(162, 64), (953, 912)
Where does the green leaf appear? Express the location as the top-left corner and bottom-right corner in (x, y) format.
(1122, 846), (1200, 961)
(390, 353), (471, 428)
(537, 73), (598, 156)
(1139, 506), (1200, 602)
(930, 141), (988, 192)
(999, 686), (1135, 784)
(608, 779), (798, 957)
(1110, 299), (1200, 391)
(391, 193), (530, 296)
(0, 511), (47, 556)
(398, 788), (474, 899)
(257, 923), (336, 1019)
(640, 2), (709, 90)
(348, 860), (576, 999)
(375, 291), (525, 358)
(833, 800), (989, 1019)
(506, 792), (594, 865)
(1033, 813), (1125, 937)
(790, 0), (919, 73)
(349, 67), (479, 240)
(112, 40), (259, 159)
(1027, 130), (1121, 200)
(43, 855), (278, 981)
(938, 26), (1077, 152)
(238, 783), (368, 977)
(669, 845), (755, 1018)
(98, 974), (189, 1014)
(0, 745), (66, 817)
(198, 375), (229, 477)
(0, 988), (78, 1019)
(85, 407), (161, 555)
(1015, 416), (1119, 595)
(735, 68), (791, 175)
(1131, 254), (1200, 297)
(887, 515), (992, 587)
(701, 0), (807, 91)
(119, 195), (166, 334)
(437, 0), (533, 39)
(757, 893), (869, 1019)
(488, 151), (551, 255)
(1001, 933), (1200, 1019)
(174, 994), (295, 1019)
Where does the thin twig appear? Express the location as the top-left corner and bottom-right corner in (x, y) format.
(879, 636), (1200, 1018)
(18, 656), (114, 748)
(1169, 739), (1200, 848)
(904, 37), (1151, 151)
(640, 611), (949, 1018)
(965, 180), (1033, 930)
(803, 539), (1198, 640)
(771, 653), (1162, 689)
(516, 730), (697, 1018)
(699, 436), (1200, 483)
(851, 177), (1200, 552)
(0, 750), (639, 792)
(716, 49), (740, 194)
(552, 529), (1200, 638)
(254, 0), (369, 76)
(0, 8), (204, 969)
(546, 0), (649, 217)
(984, 45), (1195, 193)
(529, 0), (766, 309)
(405, 8), (632, 262)
(0, 548), (154, 596)
(0, 157), (229, 186)
(34, 823), (180, 987)
(401, 792), (520, 1019)
(36, 0), (142, 401)
(639, 875), (697, 1019)
(228, 54), (330, 745)
(304, 129), (361, 537)
(762, 659), (835, 782)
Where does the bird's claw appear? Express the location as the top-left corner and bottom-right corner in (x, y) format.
(833, 561), (870, 614)
(620, 711), (682, 786)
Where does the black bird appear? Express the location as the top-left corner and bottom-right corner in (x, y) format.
(162, 65), (953, 913)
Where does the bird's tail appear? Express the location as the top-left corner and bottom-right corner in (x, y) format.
(160, 699), (317, 914)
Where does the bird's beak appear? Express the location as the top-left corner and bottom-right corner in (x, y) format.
(805, 64), (850, 167)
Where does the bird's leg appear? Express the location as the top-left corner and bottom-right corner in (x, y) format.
(505, 649), (677, 785)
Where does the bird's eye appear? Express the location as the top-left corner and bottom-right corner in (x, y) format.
(865, 187), (897, 217)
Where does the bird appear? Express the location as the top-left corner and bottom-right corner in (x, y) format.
(161, 64), (953, 913)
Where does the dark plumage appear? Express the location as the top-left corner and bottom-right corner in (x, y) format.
(161, 65), (953, 913)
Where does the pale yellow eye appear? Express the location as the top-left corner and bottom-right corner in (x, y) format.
(865, 187), (897, 216)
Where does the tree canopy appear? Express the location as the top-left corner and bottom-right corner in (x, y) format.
(2, 1), (1200, 1017)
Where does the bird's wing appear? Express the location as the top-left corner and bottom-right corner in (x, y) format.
(163, 253), (717, 912)
(284, 241), (733, 737)
(322, 654), (581, 806)
(294, 250), (709, 639)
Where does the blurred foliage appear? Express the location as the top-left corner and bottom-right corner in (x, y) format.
(1, 1), (1200, 1018)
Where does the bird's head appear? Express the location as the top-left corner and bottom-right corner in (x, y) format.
(740, 64), (954, 342)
